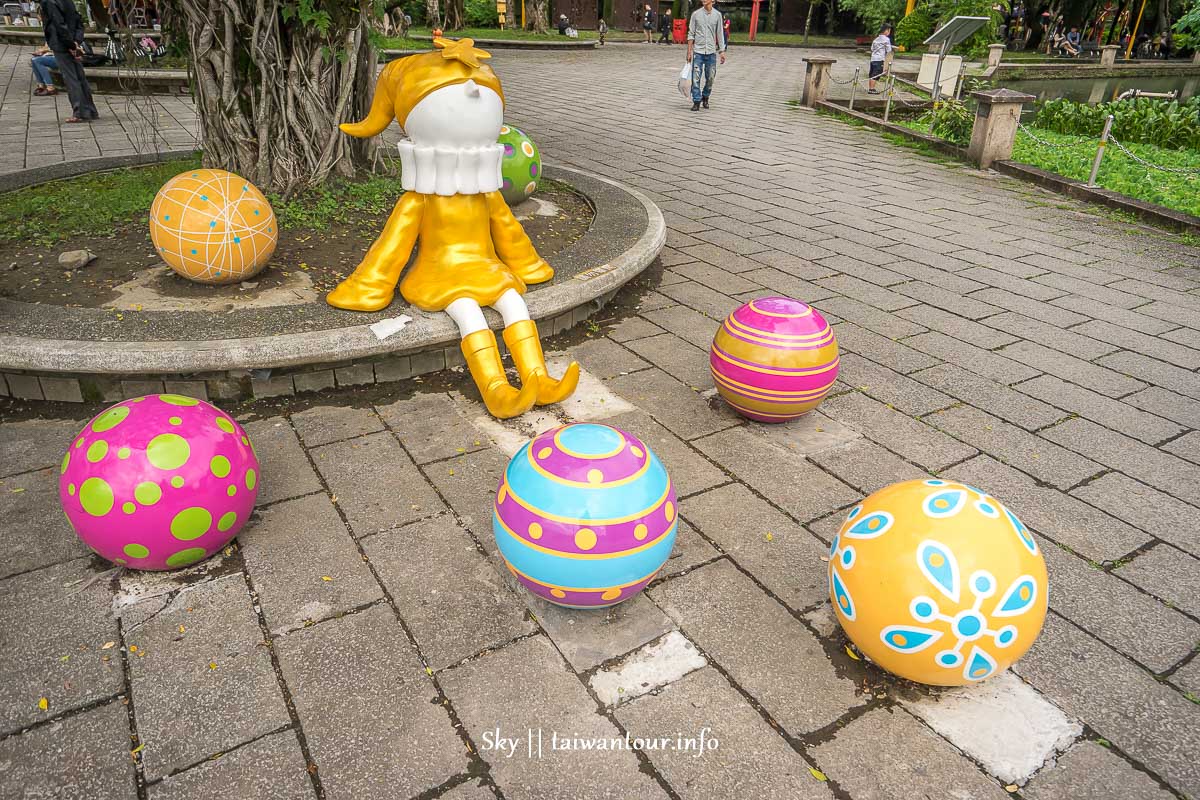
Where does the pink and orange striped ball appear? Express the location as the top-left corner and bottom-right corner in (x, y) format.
(710, 296), (839, 423)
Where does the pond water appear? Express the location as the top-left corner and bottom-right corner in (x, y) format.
(1002, 74), (1200, 104)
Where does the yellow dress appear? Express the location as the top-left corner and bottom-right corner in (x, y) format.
(326, 190), (553, 313)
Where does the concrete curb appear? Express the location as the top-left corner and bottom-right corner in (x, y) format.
(0, 149), (199, 193)
(814, 100), (1200, 234)
(0, 164), (664, 381)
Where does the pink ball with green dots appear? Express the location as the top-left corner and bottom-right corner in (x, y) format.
(498, 124), (542, 207)
(59, 394), (260, 571)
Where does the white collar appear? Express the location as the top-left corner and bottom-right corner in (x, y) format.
(396, 140), (504, 196)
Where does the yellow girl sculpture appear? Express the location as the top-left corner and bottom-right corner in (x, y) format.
(328, 39), (579, 418)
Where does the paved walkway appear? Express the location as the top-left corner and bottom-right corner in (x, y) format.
(3, 42), (1200, 800)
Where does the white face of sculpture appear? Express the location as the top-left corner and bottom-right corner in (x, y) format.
(404, 80), (504, 148)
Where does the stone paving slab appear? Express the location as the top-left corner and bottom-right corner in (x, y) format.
(617, 667), (831, 800)
(1023, 741), (1175, 800)
(149, 730), (315, 800)
(364, 514), (534, 670)
(275, 604), (466, 799)
(240, 418), (324, 507)
(650, 560), (863, 736)
(126, 574), (290, 780)
(0, 558), (121, 735)
(812, 707), (1010, 800)
(440, 634), (667, 800)
(0, 468), (90, 579)
(239, 493), (383, 634)
(0, 700), (136, 800)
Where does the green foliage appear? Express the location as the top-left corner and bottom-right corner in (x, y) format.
(924, 99), (973, 146)
(839, 0), (905, 36)
(894, 7), (934, 49)
(929, 0), (997, 58)
(1175, 0), (1200, 37)
(269, 175), (408, 230)
(0, 157), (201, 247)
(1008, 127), (1200, 218)
(281, 0), (334, 34)
(465, 0), (500, 28)
(1033, 97), (1200, 151)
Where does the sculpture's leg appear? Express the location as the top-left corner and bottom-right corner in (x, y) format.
(447, 297), (537, 419)
(327, 193), (425, 312)
(494, 290), (580, 406)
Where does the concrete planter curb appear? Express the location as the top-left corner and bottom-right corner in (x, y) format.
(0, 161), (665, 403)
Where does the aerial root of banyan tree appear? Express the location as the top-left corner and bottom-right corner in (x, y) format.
(165, 0), (378, 197)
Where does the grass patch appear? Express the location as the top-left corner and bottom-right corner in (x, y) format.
(1010, 127), (1200, 218)
(0, 157), (409, 246)
(0, 156), (201, 248)
(895, 115), (1200, 218)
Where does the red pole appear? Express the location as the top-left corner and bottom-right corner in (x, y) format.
(749, 0), (760, 41)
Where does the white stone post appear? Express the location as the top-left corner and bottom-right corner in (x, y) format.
(967, 88), (1036, 169)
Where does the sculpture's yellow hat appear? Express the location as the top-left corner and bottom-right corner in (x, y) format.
(340, 38), (505, 137)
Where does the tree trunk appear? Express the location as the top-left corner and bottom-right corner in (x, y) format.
(1153, 0), (1168, 32)
(444, 0), (466, 29)
(164, 0), (376, 198)
(803, 0), (816, 43)
(528, 0), (550, 32)
(426, 0), (442, 30)
(506, 0), (517, 29)
(767, 0), (777, 33)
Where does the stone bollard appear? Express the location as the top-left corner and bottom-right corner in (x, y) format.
(801, 57), (837, 108)
(967, 88), (1035, 170)
(987, 43), (1005, 69)
(1193, 50), (1200, 65)
(1100, 45), (1121, 68)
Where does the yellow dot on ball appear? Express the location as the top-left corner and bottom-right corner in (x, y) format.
(171, 476), (185, 489)
(868, 517), (881, 530)
(537, 447), (553, 459)
(575, 528), (597, 551)
(839, 595), (849, 609)
(227, 485), (237, 497)
(134, 482), (162, 506)
(68, 484), (76, 496)
(118, 447), (131, 460)
(601, 588), (621, 601)
(935, 499), (949, 508)
(587, 469), (604, 484)
(631, 446), (644, 458)
(892, 633), (908, 646)
(216, 417), (236, 435)
(74, 438), (83, 449)
(498, 485), (508, 504)
(169, 416), (183, 426)
(122, 502), (136, 515)
(930, 553), (945, 568)
(665, 502), (675, 523)
(1020, 585), (1031, 600)
(528, 523), (543, 540)
(551, 589), (566, 599)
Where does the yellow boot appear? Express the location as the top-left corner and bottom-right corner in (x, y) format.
(503, 319), (580, 406)
(461, 329), (538, 419)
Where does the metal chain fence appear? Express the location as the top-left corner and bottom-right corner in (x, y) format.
(1108, 135), (1200, 176)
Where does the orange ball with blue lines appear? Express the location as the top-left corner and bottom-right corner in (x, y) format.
(493, 423), (676, 609)
(149, 168), (277, 285)
(710, 296), (839, 423)
(829, 479), (1048, 686)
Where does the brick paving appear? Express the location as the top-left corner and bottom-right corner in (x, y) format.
(3, 40), (1200, 800)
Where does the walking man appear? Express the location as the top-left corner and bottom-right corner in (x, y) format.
(686, 0), (726, 111)
(39, 0), (98, 122)
(868, 23), (893, 94)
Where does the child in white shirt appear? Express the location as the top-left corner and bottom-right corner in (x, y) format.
(869, 24), (894, 94)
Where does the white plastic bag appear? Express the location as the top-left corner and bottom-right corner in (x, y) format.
(677, 61), (691, 99)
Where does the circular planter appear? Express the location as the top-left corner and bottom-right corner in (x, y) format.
(0, 163), (664, 405)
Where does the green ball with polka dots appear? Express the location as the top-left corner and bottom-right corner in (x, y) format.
(498, 125), (542, 207)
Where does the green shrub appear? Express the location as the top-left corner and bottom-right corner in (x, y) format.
(1033, 97), (1200, 151)
(465, 0), (500, 28)
(924, 98), (973, 145)
(840, 0), (906, 37)
(894, 7), (934, 49)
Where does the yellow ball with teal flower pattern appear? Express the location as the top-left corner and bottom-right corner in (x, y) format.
(829, 479), (1048, 686)
(498, 125), (541, 206)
